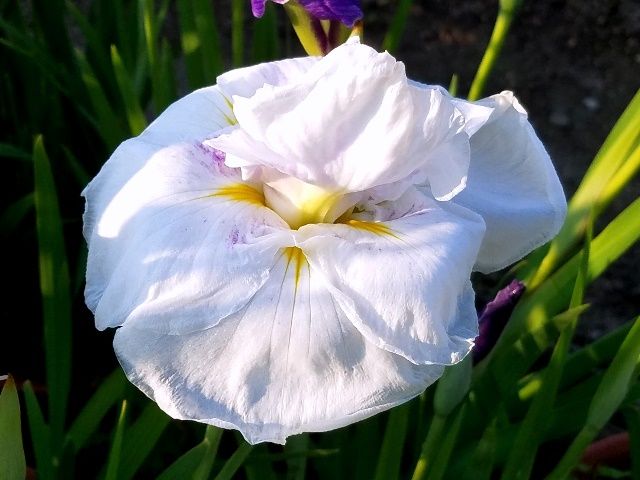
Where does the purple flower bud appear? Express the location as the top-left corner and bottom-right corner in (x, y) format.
(251, 0), (362, 27)
(473, 280), (526, 364)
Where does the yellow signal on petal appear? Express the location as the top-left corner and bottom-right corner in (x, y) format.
(284, 247), (308, 290)
(345, 219), (398, 238)
(212, 184), (265, 206)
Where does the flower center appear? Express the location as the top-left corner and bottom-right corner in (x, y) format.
(263, 176), (353, 229)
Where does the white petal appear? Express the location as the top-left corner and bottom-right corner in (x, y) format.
(83, 86), (234, 244)
(296, 189), (486, 365)
(453, 92), (567, 273)
(207, 41), (469, 196)
(114, 249), (443, 444)
(217, 56), (319, 99)
(84, 142), (291, 332)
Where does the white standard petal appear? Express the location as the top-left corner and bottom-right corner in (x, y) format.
(452, 92), (567, 273)
(207, 40), (469, 197)
(114, 248), (443, 444)
(84, 141), (292, 333)
(296, 189), (486, 365)
(217, 56), (319, 99)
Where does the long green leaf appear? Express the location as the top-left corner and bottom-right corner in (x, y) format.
(193, 0), (223, 80)
(118, 403), (171, 480)
(66, 369), (127, 451)
(23, 381), (53, 480)
(105, 400), (128, 480)
(34, 136), (72, 448)
(487, 196), (640, 370)
(528, 89), (640, 287)
(547, 315), (640, 479)
(231, 0), (245, 67)
(374, 404), (410, 480)
(110, 45), (147, 136)
(381, 0), (413, 53)
(213, 442), (254, 480)
(623, 405), (640, 480)
(0, 376), (26, 480)
(157, 425), (223, 480)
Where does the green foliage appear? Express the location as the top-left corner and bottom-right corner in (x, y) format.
(0, 376), (26, 480)
(2, 0), (639, 478)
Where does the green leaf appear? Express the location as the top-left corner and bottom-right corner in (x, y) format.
(528, 89), (640, 287)
(157, 426), (223, 480)
(34, 136), (72, 447)
(547, 315), (640, 479)
(66, 369), (127, 451)
(252, 1), (280, 63)
(118, 402), (171, 480)
(0, 142), (31, 160)
(23, 381), (53, 480)
(231, 0), (245, 67)
(0, 376), (26, 480)
(374, 404), (410, 480)
(105, 400), (128, 480)
(382, 0), (413, 53)
(623, 405), (640, 480)
(487, 195), (640, 370)
(213, 441), (254, 480)
(193, 0), (223, 80)
(0, 193), (34, 236)
(285, 434), (309, 480)
(110, 45), (147, 136)
(425, 404), (467, 480)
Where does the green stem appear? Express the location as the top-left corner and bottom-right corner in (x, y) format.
(411, 414), (447, 480)
(467, 1), (521, 101)
(231, 0), (244, 66)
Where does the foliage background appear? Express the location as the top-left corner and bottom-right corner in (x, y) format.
(1, 0), (639, 478)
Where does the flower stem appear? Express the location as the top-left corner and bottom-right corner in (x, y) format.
(467, 0), (522, 101)
(411, 414), (447, 480)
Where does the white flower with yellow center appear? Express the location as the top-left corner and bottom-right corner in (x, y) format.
(82, 39), (566, 444)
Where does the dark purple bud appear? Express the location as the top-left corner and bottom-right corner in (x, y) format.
(472, 280), (526, 364)
(297, 0), (362, 27)
(251, 0), (362, 28)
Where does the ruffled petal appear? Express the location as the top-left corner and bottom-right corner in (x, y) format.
(208, 40), (469, 197)
(84, 142), (291, 333)
(296, 188), (486, 365)
(217, 56), (318, 100)
(453, 92), (567, 273)
(114, 249), (443, 444)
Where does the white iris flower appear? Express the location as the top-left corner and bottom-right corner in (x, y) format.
(82, 39), (566, 444)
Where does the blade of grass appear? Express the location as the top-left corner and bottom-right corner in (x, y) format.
(374, 403), (410, 480)
(381, 0), (413, 53)
(231, 0), (245, 67)
(485, 196), (640, 372)
(285, 434), (309, 480)
(527, 89), (640, 287)
(252, 1), (281, 63)
(0, 376), (26, 480)
(468, 0), (522, 100)
(193, 0), (223, 80)
(22, 381), (53, 480)
(193, 426), (224, 480)
(623, 405), (640, 480)
(0, 142), (31, 160)
(547, 315), (640, 479)
(500, 216), (592, 479)
(0, 193), (34, 236)
(213, 441), (254, 480)
(105, 400), (128, 480)
(119, 403), (171, 480)
(66, 369), (127, 451)
(34, 136), (72, 449)
(424, 404), (467, 480)
(110, 45), (147, 136)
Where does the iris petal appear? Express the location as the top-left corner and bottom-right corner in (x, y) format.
(114, 244), (442, 444)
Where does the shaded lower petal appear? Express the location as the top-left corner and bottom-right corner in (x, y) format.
(453, 92), (567, 273)
(114, 249), (442, 444)
(297, 189), (486, 365)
